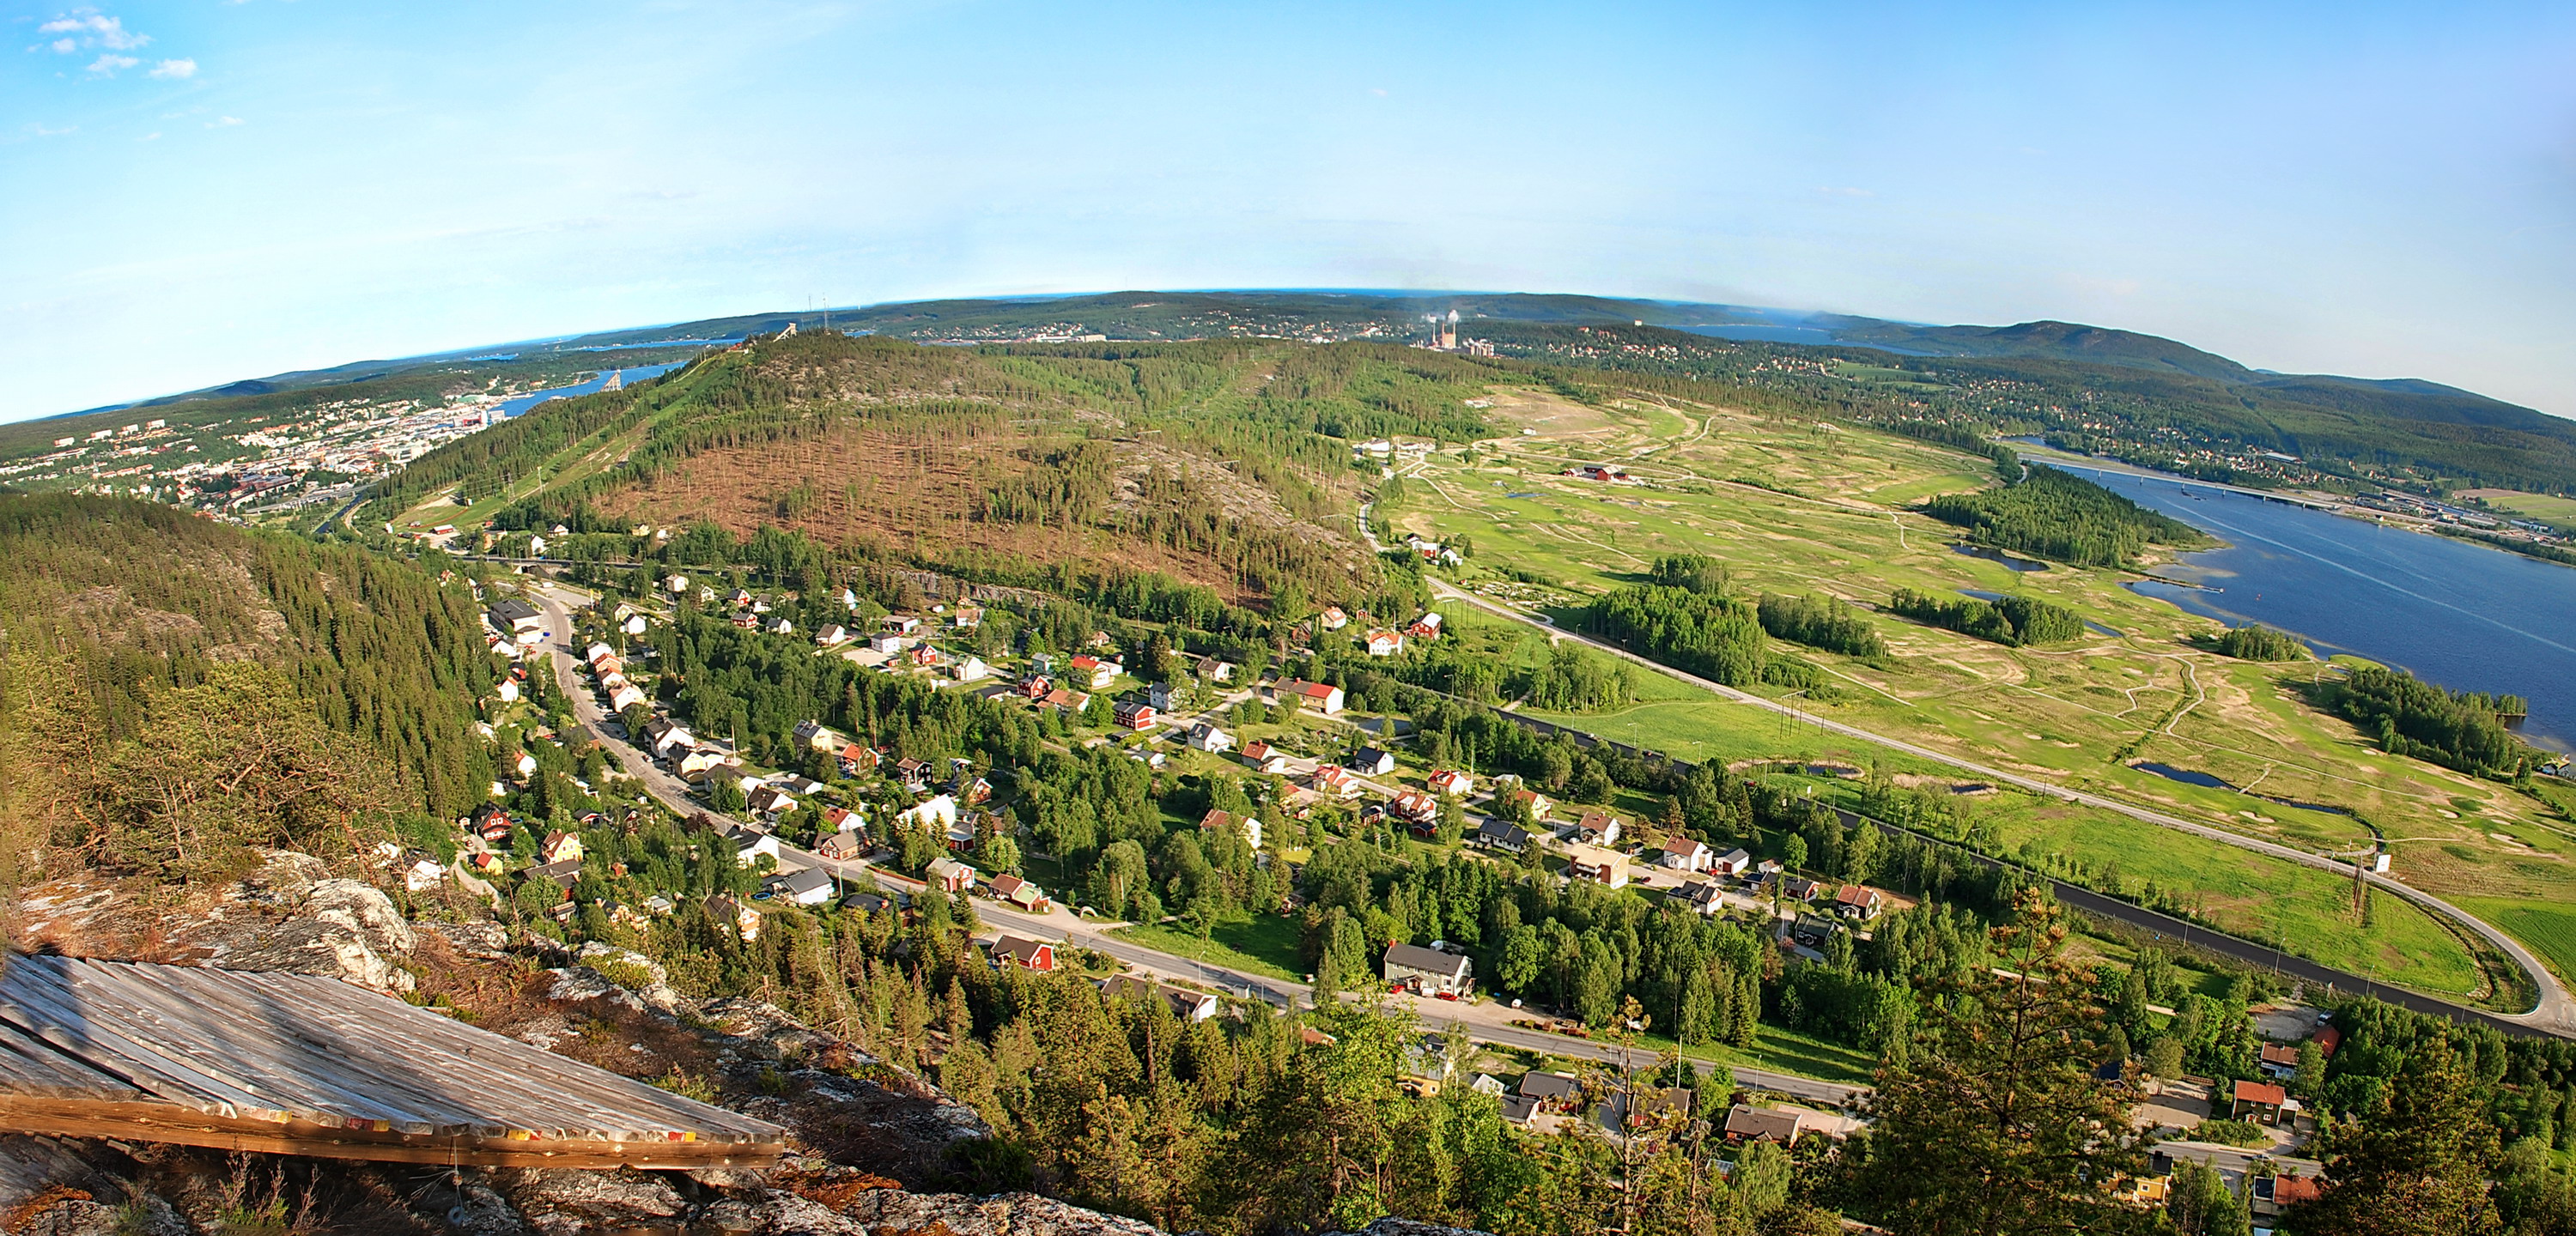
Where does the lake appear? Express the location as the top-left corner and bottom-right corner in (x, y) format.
(2055, 462), (2576, 751)
(493, 361), (686, 418)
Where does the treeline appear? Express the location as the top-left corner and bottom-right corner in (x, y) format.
(1587, 584), (1767, 687)
(2328, 665), (2539, 777)
(1346, 625), (1636, 714)
(1879, 419), (2022, 482)
(1921, 464), (2204, 567)
(1886, 587), (2084, 646)
(1757, 593), (1887, 661)
(2213, 624), (2307, 662)
(0, 494), (493, 883)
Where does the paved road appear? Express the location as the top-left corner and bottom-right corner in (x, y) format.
(526, 580), (1865, 1106)
(1421, 578), (2575, 1037)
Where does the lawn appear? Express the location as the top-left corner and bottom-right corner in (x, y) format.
(1113, 910), (1306, 982)
(1552, 1022), (1881, 1088)
(1947, 788), (2488, 1001)
(2462, 899), (2576, 987)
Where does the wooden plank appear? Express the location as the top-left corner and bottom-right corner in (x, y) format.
(0, 961), (291, 1118)
(223, 971), (762, 1140)
(0, 957), (786, 1153)
(0, 1100), (783, 1170)
(90, 961), (483, 1135)
(0, 1021), (140, 1100)
(231, 970), (782, 1139)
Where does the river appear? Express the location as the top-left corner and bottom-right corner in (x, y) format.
(492, 360), (687, 418)
(2052, 462), (2576, 752)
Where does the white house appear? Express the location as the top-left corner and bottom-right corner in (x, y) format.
(1659, 837), (1714, 872)
(495, 679), (521, 703)
(646, 720), (696, 759)
(607, 683), (647, 713)
(1711, 848), (1754, 877)
(678, 748), (739, 782)
(897, 793), (960, 834)
(816, 624), (855, 647)
(1188, 723), (1235, 754)
(765, 866), (834, 906)
(585, 641), (616, 664)
(623, 615), (650, 635)
(724, 825), (781, 867)
(868, 632), (911, 655)
(1277, 679), (1346, 715)
(951, 657), (992, 683)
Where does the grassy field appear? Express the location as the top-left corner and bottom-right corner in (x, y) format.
(1381, 384), (2576, 1005)
(2462, 900), (2576, 987)
(2459, 488), (2576, 530)
(1112, 912), (1306, 982)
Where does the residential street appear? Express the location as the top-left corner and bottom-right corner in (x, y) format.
(526, 579), (1866, 1109)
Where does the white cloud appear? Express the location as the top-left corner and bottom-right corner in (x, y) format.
(139, 130), (161, 141)
(87, 53), (138, 75)
(207, 115), (242, 128)
(51, 38), (77, 53)
(39, 12), (149, 52)
(24, 122), (77, 136)
(148, 58), (195, 79)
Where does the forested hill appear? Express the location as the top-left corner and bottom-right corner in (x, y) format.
(368, 332), (1510, 612)
(26, 288), (2569, 499)
(0, 494), (494, 885)
(1827, 319), (2257, 380)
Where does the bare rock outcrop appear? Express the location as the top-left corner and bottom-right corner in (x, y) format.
(192, 852), (422, 992)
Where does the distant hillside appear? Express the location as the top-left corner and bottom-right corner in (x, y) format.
(21, 288), (2571, 497)
(366, 333), (1518, 612)
(1827, 318), (2257, 382)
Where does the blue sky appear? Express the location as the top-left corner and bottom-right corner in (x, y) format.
(6, 1), (2573, 421)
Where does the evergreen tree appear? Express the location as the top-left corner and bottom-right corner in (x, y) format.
(2287, 1035), (2501, 1236)
(2168, 1158), (2252, 1236)
(1855, 891), (2150, 1236)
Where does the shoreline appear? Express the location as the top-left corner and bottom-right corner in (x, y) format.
(2015, 445), (2576, 573)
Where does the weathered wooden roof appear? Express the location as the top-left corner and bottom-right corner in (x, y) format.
(0, 954), (784, 1167)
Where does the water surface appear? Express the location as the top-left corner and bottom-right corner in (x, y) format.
(2060, 463), (2576, 751)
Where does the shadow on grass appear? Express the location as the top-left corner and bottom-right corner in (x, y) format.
(1112, 911), (1305, 982)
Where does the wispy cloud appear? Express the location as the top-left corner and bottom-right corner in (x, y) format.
(148, 57), (194, 78)
(86, 52), (137, 75)
(24, 122), (77, 137)
(139, 130), (160, 141)
(207, 115), (242, 128)
(39, 10), (149, 52)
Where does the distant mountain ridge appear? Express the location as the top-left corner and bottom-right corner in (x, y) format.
(15, 289), (2572, 495)
(36, 289), (2552, 427)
